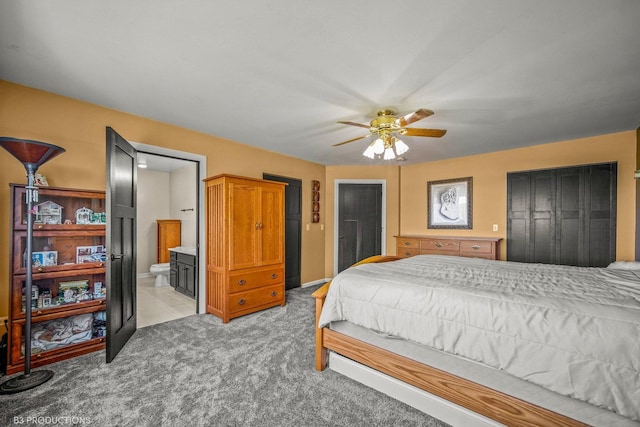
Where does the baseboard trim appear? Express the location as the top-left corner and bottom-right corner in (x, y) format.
(137, 272), (153, 279)
(301, 278), (332, 288)
(328, 352), (500, 427)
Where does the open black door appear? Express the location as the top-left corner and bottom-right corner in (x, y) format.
(105, 127), (137, 362)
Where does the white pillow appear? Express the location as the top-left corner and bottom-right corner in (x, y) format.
(606, 261), (640, 270)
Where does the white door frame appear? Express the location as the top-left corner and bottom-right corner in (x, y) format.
(333, 179), (386, 276)
(130, 141), (207, 314)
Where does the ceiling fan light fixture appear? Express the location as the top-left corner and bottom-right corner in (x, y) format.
(394, 138), (409, 155)
(362, 144), (376, 159)
(372, 138), (385, 154)
(383, 146), (396, 160)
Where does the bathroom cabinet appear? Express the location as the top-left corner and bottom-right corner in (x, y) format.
(204, 174), (286, 322)
(156, 219), (181, 263)
(170, 249), (196, 298)
(6, 184), (107, 374)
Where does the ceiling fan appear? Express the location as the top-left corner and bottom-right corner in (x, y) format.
(334, 108), (446, 160)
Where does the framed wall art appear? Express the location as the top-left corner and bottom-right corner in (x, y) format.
(427, 176), (473, 229)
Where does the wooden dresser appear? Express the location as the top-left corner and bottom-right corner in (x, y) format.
(395, 235), (502, 260)
(204, 174), (286, 323)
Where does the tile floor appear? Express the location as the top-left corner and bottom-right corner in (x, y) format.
(136, 276), (196, 328)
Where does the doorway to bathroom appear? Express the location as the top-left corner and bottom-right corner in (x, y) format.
(133, 146), (203, 327)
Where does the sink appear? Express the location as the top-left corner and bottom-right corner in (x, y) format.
(168, 246), (197, 256)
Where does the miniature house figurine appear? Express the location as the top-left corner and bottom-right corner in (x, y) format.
(75, 207), (93, 225)
(34, 201), (63, 224)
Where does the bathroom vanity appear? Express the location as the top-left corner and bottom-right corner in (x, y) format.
(169, 247), (197, 299)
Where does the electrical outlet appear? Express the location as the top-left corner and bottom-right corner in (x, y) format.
(492, 224), (498, 232)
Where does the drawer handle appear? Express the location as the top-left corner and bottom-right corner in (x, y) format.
(404, 242), (411, 246)
(37, 267), (43, 272)
(37, 225), (43, 229)
(271, 273), (278, 279)
(435, 242), (443, 248)
(270, 291), (277, 297)
(238, 298), (246, 305)
(405, 252), (412, 257)
(472, 245), (480, 250)
(238, 279), (246, 286)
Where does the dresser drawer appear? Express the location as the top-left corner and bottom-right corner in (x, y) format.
(228, 267), (283, 293)
(396, 238), (420, 249)
(228, 284), (284, 314)
(460, 240), (493, 255)
(397, 247), (420, 258)
(420, 239), (460, 252)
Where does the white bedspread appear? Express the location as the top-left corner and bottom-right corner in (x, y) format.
(318, 255), (640, 421)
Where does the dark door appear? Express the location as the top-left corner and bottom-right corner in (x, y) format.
(338, 183), (382, 272)
(264, 174), (301, 289)
(105, 127), (137, 363)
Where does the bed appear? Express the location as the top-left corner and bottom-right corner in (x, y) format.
(312, 255), (640, 426)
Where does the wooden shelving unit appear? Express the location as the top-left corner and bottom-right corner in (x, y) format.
(6, 184), (107, 374)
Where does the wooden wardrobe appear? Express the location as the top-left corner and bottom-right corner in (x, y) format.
(204, 174), (286, 323)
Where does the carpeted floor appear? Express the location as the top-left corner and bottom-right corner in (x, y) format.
(0, 285), (449, 427)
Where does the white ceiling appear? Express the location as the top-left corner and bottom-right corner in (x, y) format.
(1, 1), (639, 166)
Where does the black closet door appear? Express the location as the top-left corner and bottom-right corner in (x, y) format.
(507, 162), (616, 267)
(584, 163), (617, 266)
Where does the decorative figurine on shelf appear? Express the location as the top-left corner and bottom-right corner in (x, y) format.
(33, 174), (48, 186)
(34, 201), (63, 224)
(75, 207), (93, 225)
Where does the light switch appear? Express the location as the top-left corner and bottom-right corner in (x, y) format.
(492, 224), (498, 232)
(306, 224), (310, 231)
(320, 224), (324, 231)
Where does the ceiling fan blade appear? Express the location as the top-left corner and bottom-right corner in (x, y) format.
(397, 109), (434, 127)
(337, 120), (370, 129)
(402, 128), (447, 138)
(333, 134), (371, 146)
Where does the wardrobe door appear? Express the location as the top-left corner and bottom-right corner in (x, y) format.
(556, 168), (582, 266)
(584, 163), (617, 266)
(530, 169), (556, 264)
(506, 172), (530, 263)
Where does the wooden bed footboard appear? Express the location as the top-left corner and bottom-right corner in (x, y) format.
(312, 255), (587, 427)
(312, 255), (400, 371)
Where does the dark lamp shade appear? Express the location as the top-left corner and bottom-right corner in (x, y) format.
(0, 137), (65, 170)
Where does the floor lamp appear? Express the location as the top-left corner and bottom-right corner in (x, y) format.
(0, 137), (65, 394)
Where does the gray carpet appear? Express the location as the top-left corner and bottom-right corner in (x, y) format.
(0, 285), (449, 427)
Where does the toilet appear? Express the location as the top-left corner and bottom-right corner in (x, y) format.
(150, 262), (170, 287)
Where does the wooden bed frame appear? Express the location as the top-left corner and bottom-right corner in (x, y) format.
(312, 255), (587, 427)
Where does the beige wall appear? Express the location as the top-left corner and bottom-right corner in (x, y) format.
(400, 131), (637, 260)
(170, 163), (198, 248)
(0, 80), (326, 317)
(137, 169), (172, 273)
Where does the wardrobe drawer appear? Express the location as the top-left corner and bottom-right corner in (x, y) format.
(228, 267), (284, 293)
(228, 284), (284, 314)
